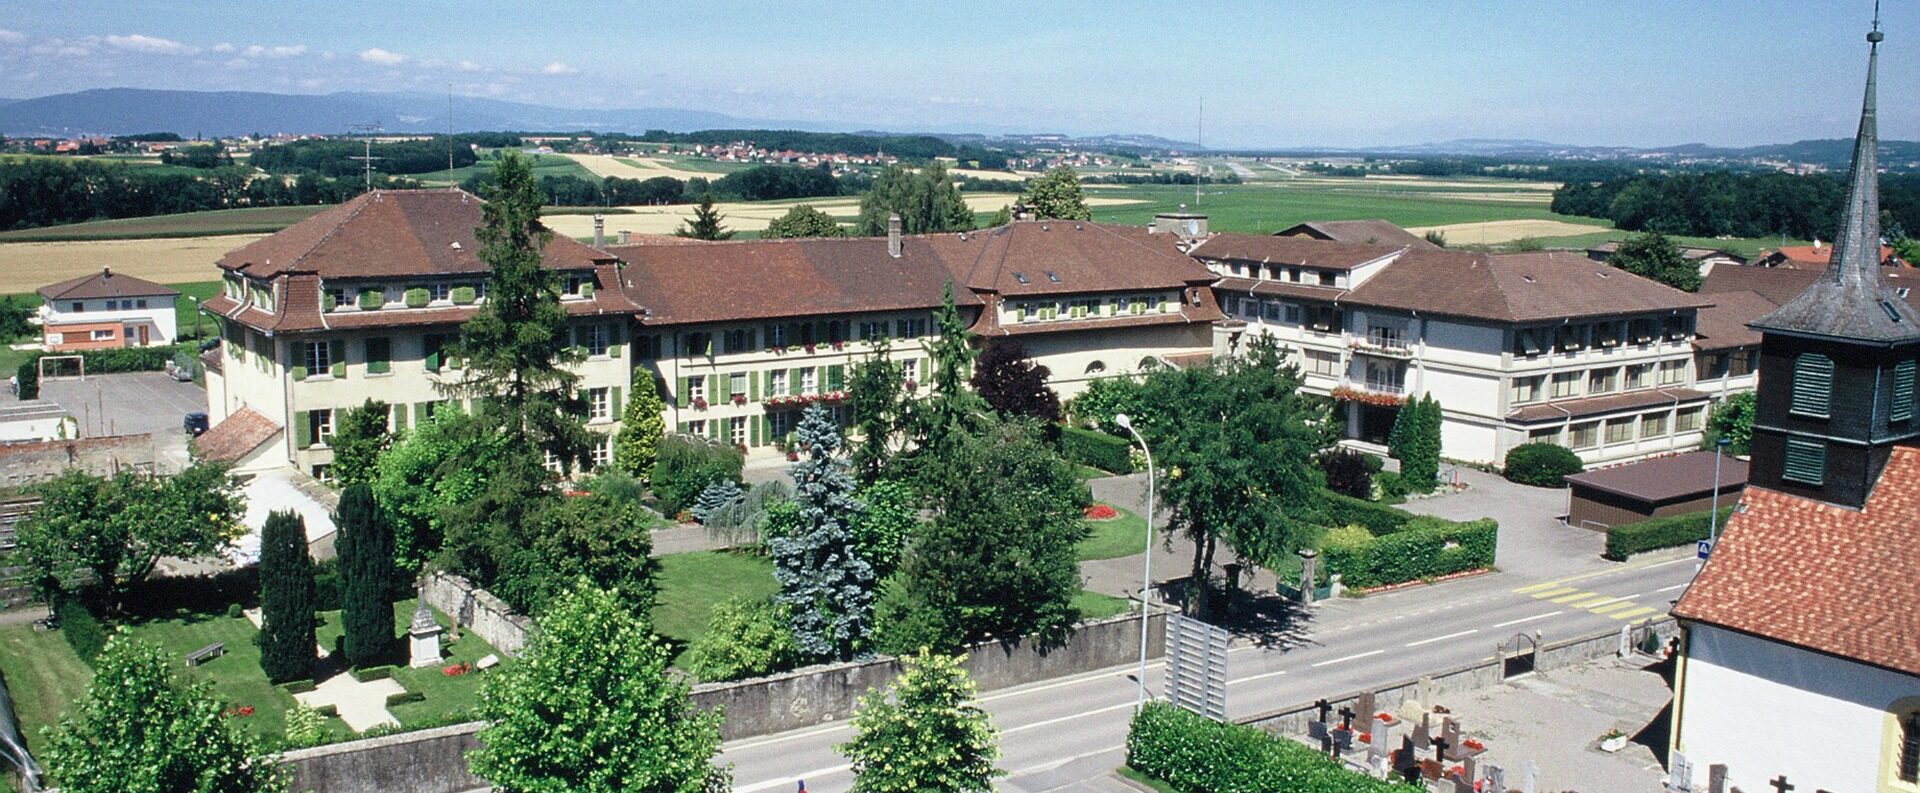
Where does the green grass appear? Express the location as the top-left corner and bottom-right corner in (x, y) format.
(1492, 227), (1804, 259)
(412, 149), (599, 185)
(1117, 765), (1180, 793)
(0, 625), (93, 753)
(651, 550), (778, 663)
(0, 206), (328, 242)
(1073, 589), (1134, 620)
(1078, 504), (1149, 561)
(1087, 183), (1574, 234)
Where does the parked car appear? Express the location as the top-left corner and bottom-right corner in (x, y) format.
(183, 411), (209, 436)
(164, 358), (194, 382)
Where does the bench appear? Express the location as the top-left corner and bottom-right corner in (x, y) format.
(186, 642), (225, 667)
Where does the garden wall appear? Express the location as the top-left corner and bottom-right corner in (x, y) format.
(420, 572), (530, 658)
(0, 433), (155, 488)
(280, 721), (485, 793)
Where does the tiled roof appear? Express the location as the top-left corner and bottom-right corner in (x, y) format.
(1563, 451), (1749, 504)
(1188, 233), (1404, 271)
(1506, 387), (1709, 423)
(217, 189), (613, 279)
(192, 407), (279, 463)
(1212, 277), (1347, 302)
(956, 221), (1220, 297)
(1673, 444), (1920, 677)
(1757, 244), (1897, 269)
(37, 268), (180, 301)
(1347, 250), (1712, 324)
(1277, 220), (1438, 249)
(1691, 290), (1776, 351)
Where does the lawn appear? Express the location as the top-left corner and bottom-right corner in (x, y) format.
(651, 550), (778, 662)
(1073, 589), (1134, 620)
(1078, 503), (1149, 561)
(0, 625), (92, 753)
(0, 206), (327, 243)
(412, 149), (600, 186)
(1087, 182), (1571, 234)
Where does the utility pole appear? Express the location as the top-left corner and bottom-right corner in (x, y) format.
(1195, 97), (1203, 207)
(348, 121), (383, 192)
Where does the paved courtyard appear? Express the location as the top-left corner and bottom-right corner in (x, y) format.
(38, 371), (205, 472)
(1396, 465), (1602, 577)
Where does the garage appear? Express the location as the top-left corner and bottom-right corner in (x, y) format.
(1563, 451), (1749, 529)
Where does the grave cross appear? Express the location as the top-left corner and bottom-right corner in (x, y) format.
(1400, 763), (1422, 784)
(1338, 705), (1356, 730)
(1314, 698), (1332, 722)
(1769, 776), (1793, 793)
(1432, 735), (1451, 764)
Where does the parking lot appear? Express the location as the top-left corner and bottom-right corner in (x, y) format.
(38, 371), (206, 471)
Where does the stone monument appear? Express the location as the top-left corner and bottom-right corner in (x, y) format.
(409, 599), (443, 669)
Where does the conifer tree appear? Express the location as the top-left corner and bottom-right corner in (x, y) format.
(613, 369), (666, 481)
(848, 340), (907, 483)
(257, 510), (315, 683)
(770, 404), (874, 661)
(1395, 395), (1443, 493)
(337, 483), (394, 668)
(915, 282), (987, 450)
(675, 193), (734, 240)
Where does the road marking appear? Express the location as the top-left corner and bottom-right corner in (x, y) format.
(1010, 744), (1125, 776)
(1311, 649), (1385, 668)
(1656, 583), (1691, 593)
(1588, 600), (1643, 616)
(1406, 629), (1478, 648)
(1610, 606), (1659, 621)
(1493, 611), (1562, 628)
(1511, 582), (1563, 594)
(1528, 586), (1579, 599)
(1229, 667), (1290, 685)
(1641, 557), (1696, 570)
(1004, 701), (1136, 735)
(736, 763), (852, 792)
(980, 665), (1142, 704)
(1550, 590), (1605, 604)
(1513, 554), (1688, 594)
(1578, 595), (1635, 610)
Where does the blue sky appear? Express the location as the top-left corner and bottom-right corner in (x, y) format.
(0, 1), (1912, 149)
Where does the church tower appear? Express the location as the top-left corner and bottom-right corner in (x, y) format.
(1747, 12), (1920, 508)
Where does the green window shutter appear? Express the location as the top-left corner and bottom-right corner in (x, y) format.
(1895, 361), (1916, 422)
(1790, 353), (1834, 417)
(292, 364), (308, 381)
(788, 368), (801, 396)
(763, 370), (774, 395)
(611, 386), (623, 418)
(330, 340), (346, 378)
(1783, 438), (1827, 485)
(677, 421), (688, 435)
(716, 374), (732, 400)
(414, 402), (429, 425)
(392, 403), (407, 432)
(919, 358), (929, 380)
(751, 415), (762, 446)
(677, 376), (689, 408)
(759, 414), (770, 446)
(829, 364), (845, 390)
(749, 371), (760, 401)
(294, 410), (311, 449)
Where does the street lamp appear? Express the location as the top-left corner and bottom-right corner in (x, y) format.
(1113, 413), (1156, 712)
(1707, 437), (1732, 545)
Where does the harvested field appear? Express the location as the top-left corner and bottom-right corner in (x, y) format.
(544, 192), (1096, 238)
(0, 234), (261, 292)
(1406, 219), (1611, 245)
(565, 153), (729, 181)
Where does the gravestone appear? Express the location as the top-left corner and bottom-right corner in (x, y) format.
(1313, 698), (1332, 723)
(1420, 759), (1442, 781)
(1452, 772), (1474, 793)
(1668, 751), (1693, 792)
(1414, 713), (1432, 749)
(1619, 623), (1634, 658)
(1392, 736), (1418, 776)
(1356, 691), (1377, 723)
(1331, 726), (1354, 755)
(1399, 762), (1422, 784)
(1708, 764), (1729, 793)
(1308, 719), (1329, 744)
(1768, 775), (1793, 793)
(1441, 716), (1461, 748)
(1338, 705), (1357, 730)
(1368, 720), (1391, 760)
(1485, 763), (1505, 792)
(1460, 755), (1476, 784)
(1522, 760), (1540, 793)
(1432, 735), (1451, 765)
(408, 599), (443, 669)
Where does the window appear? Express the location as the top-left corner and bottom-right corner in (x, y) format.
(1510, 376), (1544, 405)
(90, 329), (114, 341)
(1898, 709), (1920, 784)
(1366, 322), (1408, 351)
(769, 369), (789, 395)
(686, 332), (713, 358)
(1662, 316), (1691, 342)
(1790, 353), (1834, 417)
(729, 372), (747, 398)
(309, 408), (334, 447)
(577, 325), (610, 357)
(1569, 422), (1599, 449)
(827, 320), (845, 343)
(136, 299), (148, 309)
(366, 337), (391, 375)
(1528, 427), (1562, 444)
(1262, 301), (1283, 322)
(429, 283), (450, 302)
(564, 273), (593, 297)
(802, 367), (818, 393)
(1304, 305), (1342, 333)
(1550, 371), (1581, 399)
(897, 317), (928, 338)
(1605, 417), (1635, 445)
(1659, 359), (1687, 386)
(1895, 360), (1916, 423)
(1625, 364), (1652, 390)
(1305, 350), (1340, 377)
(686, 419), (708, 438)
(634, 334), (662, 360)
(1641, 412), (1668, 438)
(900, 358), (919, 383)
(327, 287), (346, 311)
(1513, 328), (1547, 357)
(687, 375), (707, 403)
(730, 417), (748, 447)
(726, 328), (755, 353)
(69, 302), (84, 313)
(1783, 437), (1827, 485)
(1730, 349), (1756, 377)
(1588, 368), (1620, 394)
(1239, 297), (1259, 319)
(1554, 325), (1586, 354)
(1284, 304), (1302, 324)
(588, 387), (611, 421)
(304, 341), (332, 374)
(591, 437), (612, 469)
(106, 300), (119, 310)
(1676, 407), (1704, 432)
(1594, 321), (1623, 348)
(1317, 270), (1336, 287)
(858, 320), (888, 341)
(769, 409), (794, 439)
(1629, 318), (1658, 345)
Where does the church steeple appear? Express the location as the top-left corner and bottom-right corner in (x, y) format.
(1751, 6), (1920, 343)
(1746, 10), (1920, 510)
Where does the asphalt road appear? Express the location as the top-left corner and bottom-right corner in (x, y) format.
(719, 552), (1702, 793)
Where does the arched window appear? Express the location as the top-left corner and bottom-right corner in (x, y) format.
(1885, 698), (1920, 789)
(1902, 710), (1920, 784)
(1085, 361), (1106, 375)
(1790, 352), (1834, 418)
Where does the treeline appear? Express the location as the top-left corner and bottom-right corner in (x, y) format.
(462, 163), (868, 207)
(1083, 171), (1241, 185)
(247, 134), (504, 176)
(1545, 171), (1920, 239)
(620, 129), (1012, 168)
(0, 158), (414, 230)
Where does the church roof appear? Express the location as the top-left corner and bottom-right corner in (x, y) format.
(1750, 23), (1920, 344)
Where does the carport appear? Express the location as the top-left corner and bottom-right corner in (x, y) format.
(1563, 451), (1748, 529)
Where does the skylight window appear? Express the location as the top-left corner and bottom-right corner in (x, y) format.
(1013, 272), (1030, 285)
(1884, 300), (1904, 322)
(1045, 271), (1061, 283)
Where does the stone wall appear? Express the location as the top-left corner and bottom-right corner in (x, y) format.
(280, 722), (484, 793)
(0, 433), (154, 489)
(420, 572), (531, 658)
(693, 609), (1166, 740)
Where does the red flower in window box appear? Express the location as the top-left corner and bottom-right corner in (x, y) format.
(731, 393), (747, 406)
(804, 343), (817, 354)
(1082, 504), (1118, 520)
(692, 397), (709, 410)
(903, 379), (917, 391)
(831, 340), (844, 351)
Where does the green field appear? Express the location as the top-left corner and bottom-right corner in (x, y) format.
(1492, 227), (1806, 259)
(1087, 182), (1574, 234)
(0, 206), (328, 242)
(412, 149), (599, 186)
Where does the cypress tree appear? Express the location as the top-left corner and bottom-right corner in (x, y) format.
(1399, 396), (1443, 493)
(257, 510), (315, 683)
(337, 484), (395, 668)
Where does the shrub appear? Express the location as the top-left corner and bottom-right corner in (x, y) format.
(650, 433), (743, 518)
(684, 598), (799, 683)
(279, 679), (317, 695)
(1126, 701), (1407, 793)
(1374, 470), (1406, 500)
(1319, 490), (1412, 536)
(1503, 443), (1584, 487)
(1316, 448), (1379, 499)
(1704, 392), (1755, 456)
(1604, 507), (1733, 561)
(350, 665), (395, 682)
(284, 702), (327, 748)
(225, 602), (244, 619)
(385, 691), (425, 707)
(1320, 516), (1498, 590)
(1059, 426), (1133, 473)
(58, 599), (108, 665)
(310, 557), (343, 612)
(690, 479), (744, 524)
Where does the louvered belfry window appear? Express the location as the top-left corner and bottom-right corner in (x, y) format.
(1893, 360), (1916, 423)
(1790, 353), (1834, 418)
(1899, 710), (1919, 783)
(1783, 438), (1827, 485)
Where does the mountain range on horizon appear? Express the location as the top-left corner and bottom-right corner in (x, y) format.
(4, 87), (1917, 169)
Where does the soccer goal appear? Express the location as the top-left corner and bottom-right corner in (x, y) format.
(37, 354), (85, 382)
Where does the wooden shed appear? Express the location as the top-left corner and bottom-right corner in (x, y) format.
(1563, 451), (1749, 529)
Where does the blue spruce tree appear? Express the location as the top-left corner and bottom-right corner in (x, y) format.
(770, 404), (875, 660)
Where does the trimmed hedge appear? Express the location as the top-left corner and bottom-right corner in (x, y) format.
(1060, 426), (1133, 473)
(385, 691), (425, 707)
(58, 599), (108, 665)
(1503, 442), (1584, 487)
(1319, 490), (1413, 537)
(280, 679), (318, 695)
(1322, 516), (1498, 590)
(1604, 506), (1733, 561)
(1126, 702), (1411, 793)
(350, 665), (396, 682)
(16, 343), (195, 399)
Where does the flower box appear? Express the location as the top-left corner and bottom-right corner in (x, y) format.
(804, 343), (817, 354)
(831, 340), (844, 351)
(731, 394), (747, 406)
(692, 397), (709, 410)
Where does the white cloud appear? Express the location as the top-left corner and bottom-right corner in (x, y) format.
(359, 47), (407, 65)
(541, 61), (576, 75)
(457, 59), (483, 72)
(0, 28), (27, 44)
(211, 42), (235, 53)
(104, 33), (198, 55)
(243, 43), (306, 58)
(30, 37), (93, 57)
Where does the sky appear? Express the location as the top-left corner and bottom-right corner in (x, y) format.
(0, 1), (1914, 150)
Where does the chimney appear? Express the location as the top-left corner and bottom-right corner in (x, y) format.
(618, 230), (632, 245)
(887, 213), (902, 258)
(102, 266), (111, 279)
(592, 214), (605, 249)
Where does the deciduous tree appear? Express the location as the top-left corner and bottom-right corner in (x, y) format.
(327, 398), (391, 487)
(469, 579), (727, 792)
(763, 203), (847, 238)
(1705, 391), (1756, 456)
(257, 510), (315, 684)
(970, 337), (1061, 423)
(336, 482), (394, 668)
(857, 164), (975, 235)
(1021, 166), (1092, 221)
(19, 463), (244, 612)
(771, 404), (875, 661)
(1608, 231), (1702, 292)
(839, 649), (1001, 793)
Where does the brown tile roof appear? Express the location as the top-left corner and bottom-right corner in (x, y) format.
(1213, 277), (1347, 302)
(1188, 233), (1404, 271)
(1563, 451), (1749, 505)
(955, 221), (1220, 297)
(37, 268), (179, 301)
(1756, 244), (1898, 269)
(1277, 220), (1438, 249)
(1507, 387), (1710, 423)
(1691, 290), (1776, 351)
(1673, 444), (1920, 676)
(1701, 263), (1920, 314)
(1348, 250), (1712, 324)
(217, 189), (613, 279)
(1585, 241), (1747, 264)
(192, 407), (279, 463)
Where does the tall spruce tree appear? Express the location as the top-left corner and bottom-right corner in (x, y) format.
(613, 370), (667, 481)
(770, 404), (875, 661)
(848, 340), (907, 484)
(915, 282), (987, 451)
(257, 510), (315, 683)
(337, 483), (395, 668)
(675, 193), (734, 240)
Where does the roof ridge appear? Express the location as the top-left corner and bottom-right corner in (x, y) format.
(284, 191), (379, 273)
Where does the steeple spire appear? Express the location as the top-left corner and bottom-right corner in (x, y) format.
(1751, 7), (1920, 344)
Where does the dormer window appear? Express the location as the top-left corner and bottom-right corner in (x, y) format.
(564, 273), (594, 298)
(429, 283), (450, 303)
(1791, 353), (1834, 418)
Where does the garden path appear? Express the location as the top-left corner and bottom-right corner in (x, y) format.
(293, 672), (404, 732)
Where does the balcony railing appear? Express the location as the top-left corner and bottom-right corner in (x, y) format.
(1350, 333), (1414, 358)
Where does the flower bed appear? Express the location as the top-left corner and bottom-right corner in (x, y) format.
(1083, 503), (1119, 521)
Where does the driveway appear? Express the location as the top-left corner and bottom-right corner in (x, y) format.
(1398, 465), (1600, 577)
(38, 371), (205, 472)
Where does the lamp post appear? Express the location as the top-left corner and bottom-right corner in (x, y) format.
(1707, 437), (1732, 545)
(1113, 413), (1156, 712)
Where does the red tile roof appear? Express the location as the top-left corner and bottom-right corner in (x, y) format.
(1277, 220), (1438, 249)
(1348, 250), (1712, 324)
(37, 268), (180, 301)
(1188, 233), (1404, 271)
(955, 221), (1220, 297)
(1673, 444), (1920, 676)
(1691, 290), (1776, 351)
(192, 407), (280, 463)
(1758, 244), (1898, 269)
(1507, 387), (1709, 423)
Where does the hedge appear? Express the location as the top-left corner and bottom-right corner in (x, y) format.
(1060, 426), (1134, 473)
(1126, 702), (1412, 793)
(1319, 490), (1413, 537)
(58, 599), (108, 665)
(1503, 442), (1584, 487)
(385, 691), (426, 707)
(350, 665), (396, 682)
(16, 343), (195, 399)
(1321, 516), (1498, 590)
(1604, 506), (1733, 561)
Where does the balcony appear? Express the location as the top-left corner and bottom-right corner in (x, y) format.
(1331, 378), (1408, 406)
(1350, 332), (1414, 359)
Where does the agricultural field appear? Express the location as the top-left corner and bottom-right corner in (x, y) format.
(559, 153), (735, 182)
(410, 149), (599, 186)
(0, 232), (257, 293)
(0, 206), (325, 243)
(539, 191), (1044, 239)
(1085, 181), (1581, 233)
